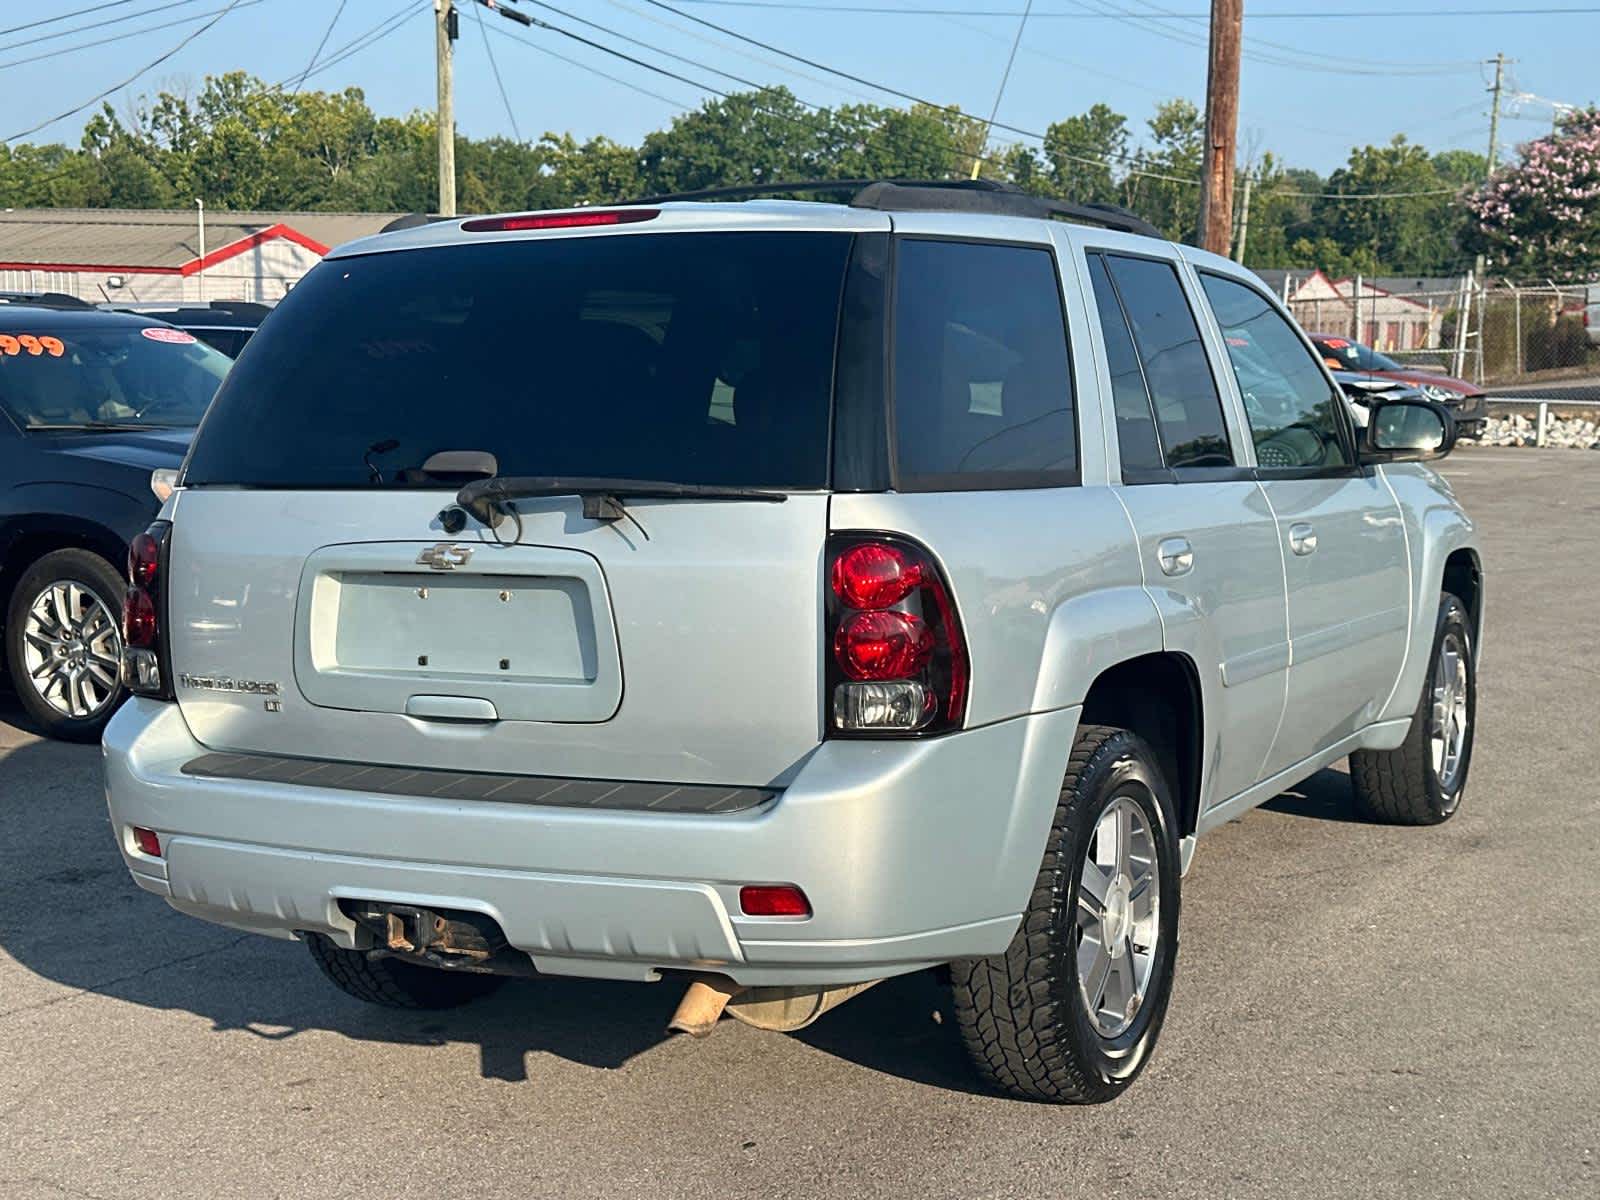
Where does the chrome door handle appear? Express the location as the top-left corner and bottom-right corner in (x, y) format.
(1156, 536), (1194, 577)
(1288, 523), (1318, 556)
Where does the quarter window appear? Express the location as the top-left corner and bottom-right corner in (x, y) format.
(1199, 273), (1353, 471)
(892, 239), (1076, 487)
(1097, 254), (1234, 471)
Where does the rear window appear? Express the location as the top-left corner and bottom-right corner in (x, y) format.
(0, 325), (230, 430)
(184, 232), (854, 489)
(891, 239), (1076, 488)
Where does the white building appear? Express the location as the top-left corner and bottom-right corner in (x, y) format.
(0, 208), (402, 304)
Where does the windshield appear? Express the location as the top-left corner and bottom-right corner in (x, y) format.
(1313, 336), (1402, 373)
(0, 326), (231, 430)
(184, 231), (855, 490)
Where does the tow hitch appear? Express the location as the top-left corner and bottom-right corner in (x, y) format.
(341, 901), (537, 977)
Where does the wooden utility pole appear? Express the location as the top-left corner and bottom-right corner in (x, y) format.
(1234, 170), (1253, 264)
(435, 0), (458, 217)
(1485, 52), (1506, 176)
(1198, 0), (1243, 255)
(1474, 52), (1506, 278)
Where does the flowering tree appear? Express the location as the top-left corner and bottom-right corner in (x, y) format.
(1464, 108), (1600, 276)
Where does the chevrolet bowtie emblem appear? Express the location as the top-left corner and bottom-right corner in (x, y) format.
(416, 543), (474, 571)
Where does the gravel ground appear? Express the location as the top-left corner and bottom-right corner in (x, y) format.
(1, 450), (1596, 1200)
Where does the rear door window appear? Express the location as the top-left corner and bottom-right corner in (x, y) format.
(1096, 253), (1234, 473)
(891, 238), (1076, 488)
(184, 232), (854, 489)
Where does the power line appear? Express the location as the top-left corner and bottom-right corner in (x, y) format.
(286, 1), (429, 88)
(0, 0), (147, 38)
(0, 0), (211, 53)
(289, 0), (348, 91)
(471, 0), (523, 142)
(597, 0), (877, 100)
(971, 0), (1033, 178)
(666, 1), (1600, 16)
(4, 0), (243, 143)
(0, 0), (265, 72)
(486, 19), (694, 108)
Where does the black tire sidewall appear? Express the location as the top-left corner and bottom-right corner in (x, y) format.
(1423, 594), (1476, 818)
(1058, 733), (1182, 1087)
(5, 548), (127, 741)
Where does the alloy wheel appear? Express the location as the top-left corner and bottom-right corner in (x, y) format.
(1075, 793), (1162, 1039)
(1430, 630), (1470, 804)
(20, 580), (123, 720)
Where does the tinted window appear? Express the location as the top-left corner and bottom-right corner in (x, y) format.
(1103, 255), (1233, 469)
(185, 232), (853, 489)
(0, 325), (230, 430)
(1086, 254), (1163, 473)
(892, 239), (1075, 486)
(1202, 274), (1352, 470)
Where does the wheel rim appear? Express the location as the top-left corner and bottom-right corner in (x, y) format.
(1075, 794), (1161, 1039)
(1430, 630), (1470, 803)
(20, 580), (123, 720)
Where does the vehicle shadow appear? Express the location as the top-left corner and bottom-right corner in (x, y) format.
(1260, 765), (1370, 823)
(2, 695), (1349, 1095)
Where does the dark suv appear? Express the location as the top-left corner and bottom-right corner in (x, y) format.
(0, 295), (232, 739)
(98, 300), (272, 358)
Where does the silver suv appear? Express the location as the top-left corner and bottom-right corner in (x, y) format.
(104, 182), (1482, 1103)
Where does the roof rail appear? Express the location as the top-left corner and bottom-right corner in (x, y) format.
(0, 290), (93, 310)
(618, 178), (1164, 239)
(850, 181), (1164, 238)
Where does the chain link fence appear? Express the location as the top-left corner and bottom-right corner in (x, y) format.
(1283, 273), (1598, 387)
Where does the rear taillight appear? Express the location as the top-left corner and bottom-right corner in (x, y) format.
(122, 521), (172, 698)
(825, 534), (968, 737)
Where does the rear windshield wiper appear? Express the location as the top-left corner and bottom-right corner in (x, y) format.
(453, 475), (787, 539)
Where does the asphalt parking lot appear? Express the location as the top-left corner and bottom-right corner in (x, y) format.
(1, 448), (1596, 1200)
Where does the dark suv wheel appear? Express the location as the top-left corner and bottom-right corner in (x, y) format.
(5, 548), (127, 742)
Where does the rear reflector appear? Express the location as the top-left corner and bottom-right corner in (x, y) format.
(131, 826), (161, 857)
(460, 208), (658, 233)
(739, 884), (811, 918)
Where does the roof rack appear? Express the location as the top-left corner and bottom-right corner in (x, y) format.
(0, 290), (93, 310)
(620, 178), (1164, 239)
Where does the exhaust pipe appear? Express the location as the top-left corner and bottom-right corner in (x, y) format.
(667, 976), (744, 1038)
(668, 976), (884, 1037)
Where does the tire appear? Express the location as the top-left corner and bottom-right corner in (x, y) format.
(5, 548), (128, 742)
(305, 934), (507, 1010)
(1350, 592), (1475, 825)
(951, 724), (1182, 1104)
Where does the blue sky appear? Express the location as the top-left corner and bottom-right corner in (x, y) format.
(4, 1), (1596, 176)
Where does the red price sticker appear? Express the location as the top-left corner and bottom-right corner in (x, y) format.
(140, 327), (197, 345)
(0, 334), (65, 357)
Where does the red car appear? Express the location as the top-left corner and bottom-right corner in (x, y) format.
(1310, 334), (1487, 438)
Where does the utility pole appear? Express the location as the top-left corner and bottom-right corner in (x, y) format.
(435, 0), (458, 217)
(1198, 0), (1243, 255)
(1486, 52), (1505, 177)
(1234, 170), (1253, 264)
(1474, 52), (1506, 280)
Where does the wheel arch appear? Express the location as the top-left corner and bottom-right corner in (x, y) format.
(1442, 546), (1484, 655)
(1078, 651), (1205, 842)
(0, 515), (129, 630)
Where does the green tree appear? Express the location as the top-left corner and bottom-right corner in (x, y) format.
(1122, 98), (1204, 241)
(1312, 136), (1467, 274)
(1041, 103), (1129, 205)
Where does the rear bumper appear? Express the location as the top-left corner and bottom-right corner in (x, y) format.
(103, 699), (1077, 986)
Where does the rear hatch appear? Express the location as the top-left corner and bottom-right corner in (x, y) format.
(168, 210), (888, 787)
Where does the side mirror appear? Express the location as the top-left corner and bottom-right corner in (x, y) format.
(1360, 397), (1456, 464)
